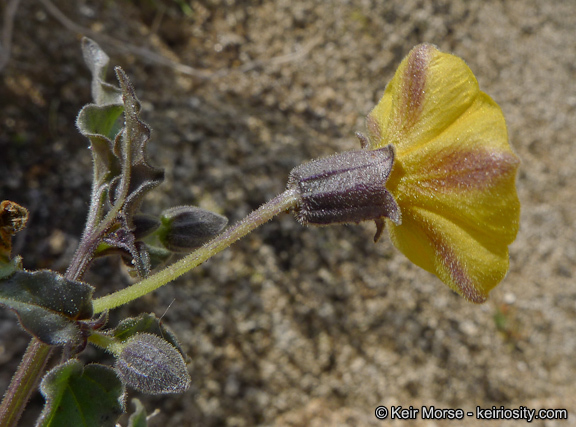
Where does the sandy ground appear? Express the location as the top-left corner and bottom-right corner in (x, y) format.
(1, 0), (575, 426)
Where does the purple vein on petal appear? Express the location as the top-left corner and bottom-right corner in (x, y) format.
(416, 148), (519, 193)
(397, 44), (432, 135)
(434, 236), (488, 303)
(408, 208), (488, 303)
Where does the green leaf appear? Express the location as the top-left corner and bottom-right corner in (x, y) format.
(38, 360), (125, 427)
(114, 68), (164, 228)
(76, 104), (124, 188)
(127, 398), (148, 427)
(81, 37), (123, 106)
(115, 333), (190, 395)
(0, 270), (94, 346)
(113, 313), (188, 361)
(77, 103), (124, 141)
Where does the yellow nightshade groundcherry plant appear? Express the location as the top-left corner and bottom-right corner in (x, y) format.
(0, 41), (520, 425)
(93, 43), (520, 315)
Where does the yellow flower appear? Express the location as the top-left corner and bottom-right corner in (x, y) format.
(366, 44), (520, 303)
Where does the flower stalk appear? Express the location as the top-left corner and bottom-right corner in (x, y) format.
(92, 189), (300, 313)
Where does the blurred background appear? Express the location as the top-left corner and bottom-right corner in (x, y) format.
(1, 1), (574, 425)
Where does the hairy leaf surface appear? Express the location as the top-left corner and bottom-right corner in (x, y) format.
(0, 270), (93, 346)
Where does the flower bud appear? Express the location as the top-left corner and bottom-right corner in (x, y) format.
(158, 206), (228, 252)
(115, 333), (190, 395)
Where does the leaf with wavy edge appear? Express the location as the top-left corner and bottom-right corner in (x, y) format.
(81, 37), (122, 106)
(77, 38), (164, 277)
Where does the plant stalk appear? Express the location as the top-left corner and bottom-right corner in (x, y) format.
(93, 189), (299, 313)
(0, 340), (51, 427)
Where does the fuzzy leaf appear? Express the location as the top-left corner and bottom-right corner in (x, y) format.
(38, 360), (125, 427)
(78, 38), (124, 193)
(81, 37), (123, 106)
(0, 270), (93, 346)
(114, 68), (164, 227)
(0, 256), (22, 281)
(115, 333), (190, 395)
(76, 104), (124, 189)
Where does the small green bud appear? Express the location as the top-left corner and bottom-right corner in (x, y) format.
(158, 206), (228, 252)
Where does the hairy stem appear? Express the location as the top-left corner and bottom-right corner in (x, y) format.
(93, 189), (299, 313)
(88, 332), (123, 356)
(65, 232), (103, 283)
(0, 340), (51, 427)
(65, 186), (121, 280)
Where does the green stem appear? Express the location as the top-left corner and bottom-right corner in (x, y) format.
(88, 332), (123, 356)
(0, 340), (52, 427)
(93, 189), (299, 313)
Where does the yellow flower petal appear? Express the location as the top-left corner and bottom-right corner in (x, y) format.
(367, 44), (520, 302)
(367, 43), (478, 154)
